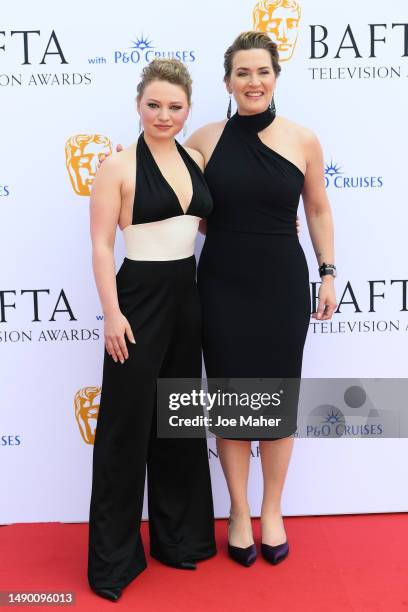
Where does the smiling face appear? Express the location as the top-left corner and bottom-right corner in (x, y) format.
(226, 48), (276, 116)
(137, 79), (190, 140)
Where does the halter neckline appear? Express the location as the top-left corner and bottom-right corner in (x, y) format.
(231, 106), (276, 133)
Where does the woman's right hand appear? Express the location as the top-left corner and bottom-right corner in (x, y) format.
(104, 310), (135, 364)
(99, 143), (124, 166)
(198, 219), (207, 235)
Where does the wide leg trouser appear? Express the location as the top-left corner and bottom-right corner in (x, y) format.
(88, 256), (216, 589)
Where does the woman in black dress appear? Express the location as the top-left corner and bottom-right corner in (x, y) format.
(186, 32), (337, 566)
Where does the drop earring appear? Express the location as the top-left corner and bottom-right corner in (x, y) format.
(183, 122), (188, 138)
(269, 95), (276, 115)
(227, 94), (232, 119)
(138, 118), (142, 133)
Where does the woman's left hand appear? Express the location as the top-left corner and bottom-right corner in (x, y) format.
(312, 278), (337, 320)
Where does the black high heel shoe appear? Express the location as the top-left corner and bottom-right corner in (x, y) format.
(150, 553), (197, 570)
(261, 541), (289, 565)
(227, 517), (257, 567)
(92, 587), (122, 602)
(169, 561), (197, 570)
(228, 542), (257, 567)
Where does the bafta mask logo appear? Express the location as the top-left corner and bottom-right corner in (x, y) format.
(74, 386), (101, 444)
(253, 0), (302, 62)
(65, 134), (112, 196)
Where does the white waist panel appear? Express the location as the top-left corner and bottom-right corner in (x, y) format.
(123, 215), (200, 261)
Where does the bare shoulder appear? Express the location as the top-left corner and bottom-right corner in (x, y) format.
(183, 146), (205, 171)
(277, 115), (315, 141)
(192, 120), (227, 138)
(99, 146), (128, 172)
(277, 116), (318, 143)
(108, 142), (135, 170)
(184, 120), (227, 163)
(120, 142), (137, 162)
(184, 120), (227, 149)
(93, 144), (135, 189)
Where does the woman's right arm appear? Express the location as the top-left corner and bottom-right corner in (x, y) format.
(183, 129), (205, 154)
(90, 157), (135, 363)
(184, 121), (226, 162)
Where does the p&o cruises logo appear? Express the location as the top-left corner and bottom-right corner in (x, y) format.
(88, 34), (197, 66)
(304, 384), (386, 438)
(324, 160), (383, 189)
(1, 434), (21, 446)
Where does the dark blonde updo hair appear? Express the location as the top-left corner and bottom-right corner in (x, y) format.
(136, 58), (192, 104)
(224, 31), (281, 81)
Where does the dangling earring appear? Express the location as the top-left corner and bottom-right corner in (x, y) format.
(269, 95), (276, 115)
(138, 118), (142, 133)
(227, 94), (232, 119)
(183, 122), (188, 138)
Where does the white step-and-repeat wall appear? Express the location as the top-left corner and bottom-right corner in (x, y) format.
(1, 0), (408, 523)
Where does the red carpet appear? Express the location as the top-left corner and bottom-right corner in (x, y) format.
(1, 515), (407, 611)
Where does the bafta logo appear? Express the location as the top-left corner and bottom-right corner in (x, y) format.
(253, 0), (302, 62)
(74, 386), (101, 444)
(65, 134), (112, 196)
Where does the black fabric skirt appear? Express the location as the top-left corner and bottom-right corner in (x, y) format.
(197, 228), (310, 440)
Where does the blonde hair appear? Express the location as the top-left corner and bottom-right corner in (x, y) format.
(224, 31), (281, 81)
(136, 58), (192, 104)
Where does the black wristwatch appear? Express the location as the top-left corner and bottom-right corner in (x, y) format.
(319, 262), (337, 278)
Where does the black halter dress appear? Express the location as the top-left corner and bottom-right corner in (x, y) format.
(197, 109), (310, 439)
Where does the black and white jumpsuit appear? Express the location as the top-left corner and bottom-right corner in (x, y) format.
(88, 133), (216, 590)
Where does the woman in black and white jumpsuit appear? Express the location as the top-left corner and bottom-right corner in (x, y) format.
(87, 60), (216, 600)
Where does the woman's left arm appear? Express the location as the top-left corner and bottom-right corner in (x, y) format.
(301, 130), (337, 321)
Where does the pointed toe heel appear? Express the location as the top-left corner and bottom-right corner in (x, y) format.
(177, 561), (197, 570)
(150, 553), (197, 570)
(228, 543), (257, 567)
(261, 541), (289, 565)
(92, 587), (122, 602)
